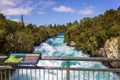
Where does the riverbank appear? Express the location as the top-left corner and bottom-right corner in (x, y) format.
(67, 41), (120, 69)
(64, 8), (120, 70)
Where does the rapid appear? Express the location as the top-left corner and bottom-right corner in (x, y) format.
(11, 33), (119, 80)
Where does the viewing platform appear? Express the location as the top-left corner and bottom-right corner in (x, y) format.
(0, 56), (120, 80)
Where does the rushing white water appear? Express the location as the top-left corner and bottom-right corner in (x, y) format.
(11, 33), (119, 80)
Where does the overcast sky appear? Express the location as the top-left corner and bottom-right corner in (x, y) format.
(0, 0), (120, 26)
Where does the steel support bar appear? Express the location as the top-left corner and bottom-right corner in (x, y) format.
(14, 66), (120, 72)
(42, 56), (120, 62)
(66, 60), (70, 80)
(1, 56), (120, 61)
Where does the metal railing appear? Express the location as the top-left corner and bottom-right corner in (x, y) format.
(0, 56), (120, 80)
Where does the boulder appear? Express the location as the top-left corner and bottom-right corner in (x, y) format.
(70, 41), (76, 46)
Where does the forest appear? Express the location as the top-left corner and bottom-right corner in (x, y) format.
(0, 14), (66, 55)
(0, 7), (120, 56)
(64, 7), (120, 56)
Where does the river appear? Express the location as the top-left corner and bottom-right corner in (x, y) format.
(11, 33), (119, 80)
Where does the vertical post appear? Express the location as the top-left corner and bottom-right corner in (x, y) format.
(67, 60), (70, 80)
(21, 15), (24, 28)
(9, 69), (11, 80)
(5, 70), (6, 80)
(0, 70), (2, 80)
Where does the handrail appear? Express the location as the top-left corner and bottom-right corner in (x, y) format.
(0, 56), (7, 58)
(1, 56), (120, 61)
(42, 56), (120, 62)
(13, 66), (120, 72)
(0, 66), (12, 69)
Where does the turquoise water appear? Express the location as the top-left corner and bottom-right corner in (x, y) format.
(34, 33), (105, 68)
(11, 33), (119, 80)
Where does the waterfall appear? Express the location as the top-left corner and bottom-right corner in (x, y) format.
(11, 33), (119, 80)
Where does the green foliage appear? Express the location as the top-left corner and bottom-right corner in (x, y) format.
(0, 13), (6, 20)
(64, 8), (120, 56)
(0, 13), (66, 55)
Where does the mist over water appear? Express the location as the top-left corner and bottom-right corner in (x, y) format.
(11, 33), (119, 80)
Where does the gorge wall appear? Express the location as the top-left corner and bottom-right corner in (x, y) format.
(101, 37), (120, 68)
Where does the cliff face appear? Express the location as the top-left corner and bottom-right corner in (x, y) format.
(104, 37), (120, 68)
(105, 37), (120, 58)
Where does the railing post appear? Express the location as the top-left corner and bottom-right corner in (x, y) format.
(67, 60), (70, 80)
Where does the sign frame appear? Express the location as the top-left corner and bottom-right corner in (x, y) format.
(3, 53), (41, 65)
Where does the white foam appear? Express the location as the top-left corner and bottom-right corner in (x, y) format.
(34, 43), (55, 56)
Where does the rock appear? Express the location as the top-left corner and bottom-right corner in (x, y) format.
(104, 37), (119, 58)
(110, 62), (120, 68)
(70, 41), (76, 46)
(99, 48), (107, 57)
(104, 37), (120, 68)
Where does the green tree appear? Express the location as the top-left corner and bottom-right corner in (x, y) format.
(0, 13), (6, 20)
(64, 7), (120, 56)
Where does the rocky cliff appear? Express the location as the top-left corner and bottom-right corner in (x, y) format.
(105, 37), (120, 58)
(104, 37), (120, 68)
